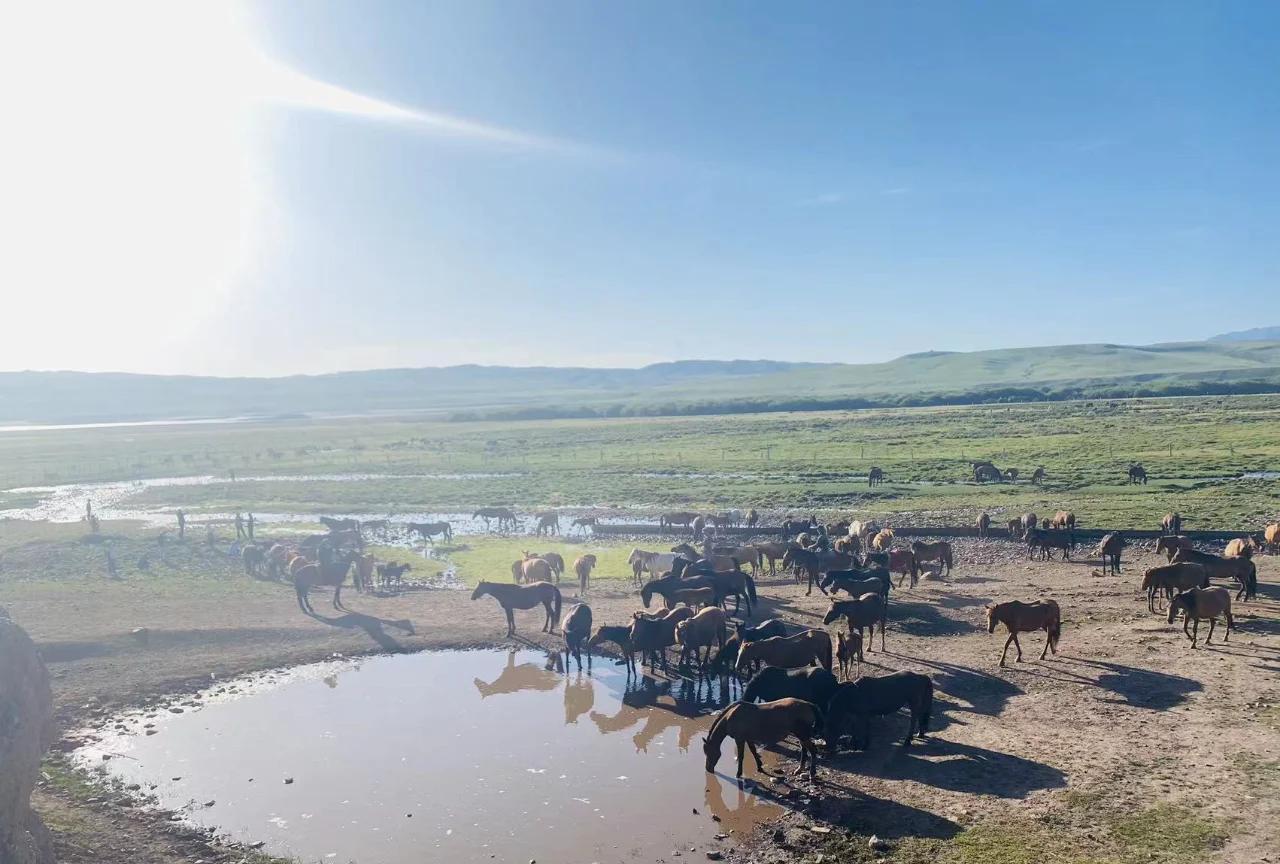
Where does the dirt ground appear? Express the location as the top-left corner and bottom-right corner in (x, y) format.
(6, 535), (1279, 864)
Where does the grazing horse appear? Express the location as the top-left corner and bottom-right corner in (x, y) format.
(836, 631), (862, 680)
(1007, 517), (1024, 538)
(534, 512), (560, 537)
(871, 528), (895, 551)
(1161, 512), (1182, 535)
(703, 698), (823, 780)
(985, 600), (1061, 666)
(587, 625), (636, 675)
(1224, 537), (1259, 559)
(736, 630), (833, 674)
(473, 507), (517, 532)
(630, 607), (694, 670)
(571, 516), (597, 534)
(742, 666), (838, 708)
(1172, 548), (1257, 601)
(1128, 464), (1148, 484)
(1157, 535), (1193, 561)
(573, 554), (596, 593)
(674, 606), (728, 671)
(241, 544), (266, 577)
(819, 565), (891, 600)
(659, 511), (699, 529)
(471, 580), (562, 636)
(1168, 587), (1233, 648)
(562, 604), (593, 670)
(823, 593), (887, 652)
(1003, 467), (1019, 482)
(1096, 532), (1125, 576)
(627, 549), (679, 584)
(1141, 562), (1208, 613)
(1266, 523), (1280, 553)
(293, 550), (363, 614)
(512, 557), (555, 585)
(376, 561), (411, 590)
(746, 508), (759, 527)
(752, 542), (789, 576)
(781, 547), (856, 596)
(867, 466), (885, 486)
(407, 521), (452, 543)
(524, 551), (566, 582)
(1051, 511), (1076, 530)
(320, 516), (359, 533)
(824, 672), (932, 751)
(781, 516), (815, 541)
(1026, 527), (1074, 560)
(976, 512), (991, 538)
(972, 462), (1002, 483)
(910, 540), (953, 582)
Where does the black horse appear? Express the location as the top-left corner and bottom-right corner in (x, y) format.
(742, 666), (839, 709)
(824, 671), (933, 751)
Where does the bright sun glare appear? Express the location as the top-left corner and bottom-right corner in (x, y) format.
(1, 2), (464, 373)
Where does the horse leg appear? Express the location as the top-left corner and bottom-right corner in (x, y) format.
(1190, 618), (1200, 649)
(999, 633), (1015, 666)
(295, 584), (310, 615)
(735, 740), (746, 778)
(333, 580), (345, 611)
(747, 741), (767, 775)
(1205, 617), (1216, 645)
(1040, 630), (1051, 660)
(1013, 632), (1024, 662)
(506, 607), (516, 637)
(880, 617), (886, 652)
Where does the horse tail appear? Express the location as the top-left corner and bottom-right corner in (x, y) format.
(1246, 561), (1258, 601)
(918, 680), (934, 734)
(552, 586), (563, 627)
(1048, 604), (1062, 649)
(745, 574), (758, 605)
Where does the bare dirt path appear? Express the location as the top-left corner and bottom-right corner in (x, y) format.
(6, 537), (1278, 864)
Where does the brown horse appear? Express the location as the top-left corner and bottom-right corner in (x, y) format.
(242, 544), (266, 577)
(871, 528), (895, 551)
(562, 603), (593, 669)
(571, 516), (597, 534)
(293, 550), (363, 614)
(1096, 532), (1124, 576)
(1128, 464), (1147, 484)
(534, 512), (560, 537)
(675, 606), (728, 670)
(703, 698), (823, 780)
(746, 508), (759, 527)
(1266, 523), (1280, 553)
(471, 580), (562, 636)
(630, 606), (694, 670)
(1172, 548), (1257, 601)
(736, 629), (833, 674)
(1141, 562), (1208, 613)
(835, 631), (862, 680)
(1021, 512), (1038, 535)
(1006, 517), (1024, 537)
(781, 547), (856, 595)
(976, 512), (991, 538)
(573, 554), (597, 593)
(474, 507), (518, 531)
(753, 541), (789, 576)
(1051, 511), (1076, 530)
(1224, 537), (1259, 559)
(524, 551), (566, 581)
(867, 466), (885, 486)
(1160, 512), (1182, 535)
(1156, 535), (1193, 561)
(910, 540), (953, 581)
(1031, 467), (1046, 485)
(822, 593), (886, 652)
(586, 625), (636, 675)
(512, 557), (555, 584)
(1168, 587), (1233, 648)
(985, 600), (1061, 666)
(659, 511), (699, 529)
(887, 548), (915, 586)
(407, 521), (453, 543)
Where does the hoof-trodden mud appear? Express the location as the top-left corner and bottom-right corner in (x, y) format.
(74, 650), (794, 863)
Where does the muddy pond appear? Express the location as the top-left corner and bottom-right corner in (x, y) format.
(76, 649), (791, 863)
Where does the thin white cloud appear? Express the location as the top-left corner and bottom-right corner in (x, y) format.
(799, 192), (846, 207)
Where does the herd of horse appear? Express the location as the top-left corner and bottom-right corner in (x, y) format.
(463, 506), (1268, 781)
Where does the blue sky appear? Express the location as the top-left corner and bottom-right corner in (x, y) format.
(2, 1), (1276, 375)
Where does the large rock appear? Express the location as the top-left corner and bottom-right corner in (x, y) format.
(0, 606), (55, 864)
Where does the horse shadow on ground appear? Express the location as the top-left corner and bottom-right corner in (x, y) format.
(306, 609), (416, 653)
(891, 600), (981, 637)
(930, 591), (993, 611)
(885, 655), (1022, 729)
(829, 736), (1066, 800)
(1233, 614), (1280, 637)
(1056, 657), (1202, 710)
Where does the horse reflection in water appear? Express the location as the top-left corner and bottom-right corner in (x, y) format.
(590, 674), (741, 753)
(704, 765), (786, 831)
(473, 649), (562, 698)
(564, 671), (594, 724)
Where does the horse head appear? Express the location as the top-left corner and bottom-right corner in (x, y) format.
(471, 581), (490, 601)
(983, 604), (996, 633)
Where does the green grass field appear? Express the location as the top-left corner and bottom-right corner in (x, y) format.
(2, 394), (1279, 529)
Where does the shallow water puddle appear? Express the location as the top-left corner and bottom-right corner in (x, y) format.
(76, 650), (787, 863)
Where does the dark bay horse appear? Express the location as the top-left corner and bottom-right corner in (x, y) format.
(703, 698), (823, 780)
(471, 580), (562, 636)
(293, 550), (363, 614)
(407, 521), (453, 543)
(824, 672), (932, 751)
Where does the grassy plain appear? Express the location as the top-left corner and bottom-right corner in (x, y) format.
(1, 395), (1279, 528)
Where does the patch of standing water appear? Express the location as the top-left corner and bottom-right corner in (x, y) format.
(74, 650), (786, 863)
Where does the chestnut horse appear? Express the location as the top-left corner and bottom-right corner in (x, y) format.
(985, 600), (1061, 666)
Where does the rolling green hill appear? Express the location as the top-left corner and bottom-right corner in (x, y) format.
(5, 340), (1280, 424)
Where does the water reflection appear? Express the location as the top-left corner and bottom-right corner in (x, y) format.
(77, 649), (784, 864)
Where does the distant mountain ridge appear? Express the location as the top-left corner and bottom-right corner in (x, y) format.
(4, 340), (1280, 424)
(1209, 326), (1280, 342)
